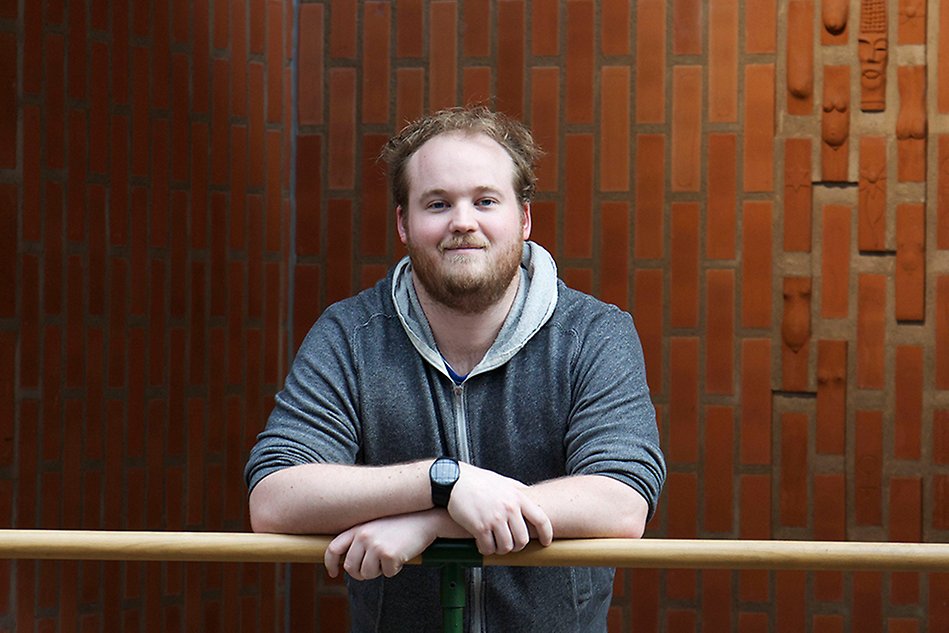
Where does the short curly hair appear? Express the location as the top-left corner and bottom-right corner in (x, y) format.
(380, 106), (543, 210)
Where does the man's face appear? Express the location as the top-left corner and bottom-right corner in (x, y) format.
(397, 131), (531, 313)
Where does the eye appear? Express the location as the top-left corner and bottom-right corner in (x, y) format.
(427, 200), (449, 211)
(476, 198), (498, 208)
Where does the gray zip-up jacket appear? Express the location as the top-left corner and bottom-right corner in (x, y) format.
(245, 242), (666, 632)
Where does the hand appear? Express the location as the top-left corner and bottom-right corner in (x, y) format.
(324, 511), (439, 581)
(447, 463), (554, 555)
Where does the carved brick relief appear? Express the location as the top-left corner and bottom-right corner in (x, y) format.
(896, 204), (925, 321)
(782, 277), (812, 392)
(821, 65), (850, 181)
(822, 0), (848, 44)
(858, 136), (886, 252)
(896, 65), (927, 182)
(784, 138), (812, 252)
(939, 136), (949, 249)
(858, 0), (888, 111)
(787, 0), (815, 115)
(898, 0), (926, 44)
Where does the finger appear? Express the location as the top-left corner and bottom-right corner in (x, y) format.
(492, 521), (515, 555)
(509, 513), (531, 551)
(325, 532), (355, 578)
(343, 539), (367, 581)
(522, 502), (554, 546)
(381, 554), (404, 578)
(359, 547), (383, 580)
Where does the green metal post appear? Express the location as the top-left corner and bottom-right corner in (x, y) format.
(422, 539), (483, 633)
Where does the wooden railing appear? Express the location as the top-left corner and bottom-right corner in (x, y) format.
(0, 530), (947, 571)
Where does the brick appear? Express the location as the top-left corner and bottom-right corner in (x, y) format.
(326, 199), (353, 307)
(599, 202), (629, 310)
(670, 203), (699, 328)
(820, 205), (851, 318)
(0, 33), (15, 168)
(463, 66), (492, 105)
(396, 0), (423, 57)
(45, 34), (66, 168)
(171, 53), (191, 182)
(600, 66), (630, 192)
(23, 2), (41, 95)
(930, 574), (949, 631)
(821, 0), (848, 43)
(709, 0), (738, 122)
(895, 204), (925, 320)
(564, 134), (593, 258)
(813, 615), (844, 633)
(530, 67), (559, 193)
(193, 2), (210, 113)
(329, 0), (357, 58)
(936, 410), (949, 464)
(889, 477), (922, 605)
(266, 1), (284, 123)
(741, 339), (772, 465)
(531, 0), (559, 55)
(230, 0), (248, 118)
(781, 277), (811, 392)
(897, 0), (925, 43)
(667, 610), (697, 631)
(22, 104), (40, 240)
(634, 271), (664, 395)
(738, 612), (769, 633)
(360, 135), (389, 258)
(741, 201), (773, 328)
(706, 270), (734, 395)
(429, 1), (457, 112)
(897, 66), (927, 182)
(783, 138), (813, 252)
(635, 135), (665, 259)
(0, 331), (13, 467)
(630, 569), (660, 631)
(893, 346), (923, 460)
(0, 184), (15, 317)
(703, 406), (734, 533)
(857, 136), (887, 251)
(855, 410), (883, 526)
(939, 277), (949, 388)
(530, 201), (556, 255)
(566, 0), (594, 123)
(130, 188), (149, 317)
(671, 66), (702, 191)
(327, 68), (356, 190)
(936, 475), (949, 530)
(813, 473), (845, 601)
(396, 67), (425, 129)
(298, 3), (324, 125)
(739, 475), (771, 603)
(562, 268), (592, 294)
(672, 0), (701, 55)
(601, 0), (630, 55)
(496, 0), (525, 118)
(707, 134), (737, 260)
(857, 274), (886, 389)
(821, 65), (851, 182)
(746, 0), (777, 53)
(702, 570), (732, 631)
(938, 137), (949, 248)
(816, 340), (847, 454)
(668, 338), (698, 463)
(852, 573), (883, 633)
(20, 255), (40, 389)
(362, 7), (396, 118)
(190, 121), (209, 249)
(636, 0), (666, 123)
(744, 64), (775, 191)
(776, 571), (806, 633)
(463, 0), (490, 57)
(780, 412), (808, 527)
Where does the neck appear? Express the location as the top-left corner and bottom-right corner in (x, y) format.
(413, 272), (520, 376)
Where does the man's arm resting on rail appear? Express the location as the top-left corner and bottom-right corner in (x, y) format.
(526, 474), (650, 539)
(248, 461), (433, 534)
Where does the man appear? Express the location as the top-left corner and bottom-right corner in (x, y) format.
(244, 106), (666, 632)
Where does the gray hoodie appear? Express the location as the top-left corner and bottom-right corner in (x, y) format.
(245, 242), (666, 632)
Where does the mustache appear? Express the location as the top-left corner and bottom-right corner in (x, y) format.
(439, 238), (489, 251)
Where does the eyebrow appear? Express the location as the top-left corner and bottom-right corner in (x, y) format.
(417, 186), (505, 200)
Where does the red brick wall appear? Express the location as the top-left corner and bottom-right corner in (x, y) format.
(4, 1), (291, 631)
(7, 1), (949, 632)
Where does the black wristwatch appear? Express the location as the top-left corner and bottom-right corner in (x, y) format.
(429, 457), (460, 508)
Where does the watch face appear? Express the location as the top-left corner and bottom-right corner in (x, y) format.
(431, 458), (460, 485)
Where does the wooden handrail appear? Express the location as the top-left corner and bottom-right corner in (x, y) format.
(0, 530), (947, 571)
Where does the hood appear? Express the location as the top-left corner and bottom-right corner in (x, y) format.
(391, 241), (559, 381)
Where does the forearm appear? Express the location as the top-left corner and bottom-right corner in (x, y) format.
(248, 461), (433, 534)
(526, 474), (649, 539)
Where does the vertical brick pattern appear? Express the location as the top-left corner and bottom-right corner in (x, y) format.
(9, 2), (949, 632)
(7, 2), (290, 631)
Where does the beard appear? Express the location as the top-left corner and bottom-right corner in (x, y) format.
(406, 235), (524, 314)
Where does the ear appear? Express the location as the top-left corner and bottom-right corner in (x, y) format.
(521, 203), (532, 240)
(396, 205), (408, 244)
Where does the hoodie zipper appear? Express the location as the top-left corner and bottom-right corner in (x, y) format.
(451, 383), (484, 633)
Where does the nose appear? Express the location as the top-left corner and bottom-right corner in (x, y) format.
(448, 201), (478, 233)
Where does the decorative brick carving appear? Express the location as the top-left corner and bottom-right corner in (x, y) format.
(822, 65), (850, 181)
(858, 0), (887, 111)
(898, 0), (926, 44)
(896, 204), (925, 321)
(787, 1), (814, 114)
(784, 138), (812, 252)
(896, 65), (927, 182)
(858, 136), (887, 251)
(822, 0), (849, 38)
(781, 277), (812, 392)
(817, 339), (847, 454)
